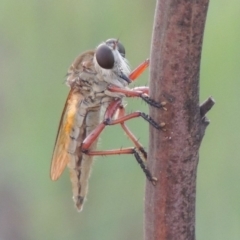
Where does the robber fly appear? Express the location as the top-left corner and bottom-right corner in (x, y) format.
(50, 39), (165, 212)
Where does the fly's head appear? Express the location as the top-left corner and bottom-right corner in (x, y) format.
(94, 39), (131, 88)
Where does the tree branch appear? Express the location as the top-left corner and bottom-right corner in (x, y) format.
(145, 0), (213, 239)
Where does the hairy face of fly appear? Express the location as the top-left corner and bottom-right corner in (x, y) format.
(94, 39), (131, 88)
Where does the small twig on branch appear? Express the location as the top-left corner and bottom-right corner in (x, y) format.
(200, 96), (215, 118)
(199, 97), (215, 140)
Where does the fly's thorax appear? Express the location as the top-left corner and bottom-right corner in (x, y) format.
(66, 51), (95, 87)
(65, 51), (104, 99)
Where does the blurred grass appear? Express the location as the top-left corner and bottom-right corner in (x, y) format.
(0, 0), (239, 239)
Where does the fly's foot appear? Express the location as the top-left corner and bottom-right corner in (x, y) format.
(160, 122), (166, 131)
(150, 177), (158, 186)
(140, 112), (165, 131)
(140, 94), (167, 110)
(160, 101), (167, 111)
(133, 148), (157, 185)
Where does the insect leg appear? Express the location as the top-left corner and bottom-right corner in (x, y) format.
(129, 59), (149, 81)
(116, 105), (147, 158)
(84, 147), (157, 185)
(107, 85), (166, 109)
(104, 110), (165, 130)
(81, 99), (160, 151)
(82, 101), (159, 185)
(81, 99), (123, 151)
(131, 86), (149, 94)
(106, 104), (160, 184)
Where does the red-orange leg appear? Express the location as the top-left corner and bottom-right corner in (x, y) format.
(80, 100), (159, 185)
(85, 104), (147, 159)
(131, 86), (149, 95)
(116, 105), (147, 159)
(107, 85), (165, 109)
(85, 146), (157, 185)
(129, 59), (149, 81)
(81, 99), (163, 150)
(81, 100), (121, 150)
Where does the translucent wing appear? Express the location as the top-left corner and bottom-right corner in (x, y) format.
(50, 90), (83, 181)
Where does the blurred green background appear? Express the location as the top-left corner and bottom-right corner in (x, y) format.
(0, 0), (239, 239)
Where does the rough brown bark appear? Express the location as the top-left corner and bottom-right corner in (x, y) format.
(145, 0), (213, 240)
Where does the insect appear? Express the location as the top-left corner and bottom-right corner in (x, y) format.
(50, 39), (166, 212)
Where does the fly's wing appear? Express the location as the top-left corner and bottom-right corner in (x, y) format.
(50, 90), (84, 181)
(51, 50), (102, 212)
(50, 51), (96, 181)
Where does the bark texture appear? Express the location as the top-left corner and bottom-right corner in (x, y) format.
(145, 0), (212, 239)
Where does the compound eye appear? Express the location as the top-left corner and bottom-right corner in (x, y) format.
(116, 41), (125, 57)
(95, 44), (114, 69)
(106, 38), (126, 57)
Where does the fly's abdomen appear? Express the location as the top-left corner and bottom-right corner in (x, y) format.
(68, 106), (101, 212)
